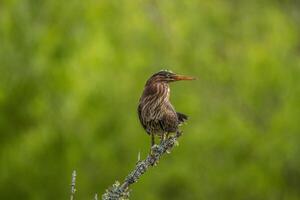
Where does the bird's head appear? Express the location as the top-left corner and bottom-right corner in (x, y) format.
(147, 70), (196, 85)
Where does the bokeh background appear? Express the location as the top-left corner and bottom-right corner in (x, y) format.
(1, 0), (300, 199)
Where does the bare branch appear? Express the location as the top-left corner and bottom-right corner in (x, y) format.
(102, 131), (182, 200)
(70, 170), (77, 200)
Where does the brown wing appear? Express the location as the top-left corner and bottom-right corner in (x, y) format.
(138, 104), (148, 132)
(159, 109), (178, 133)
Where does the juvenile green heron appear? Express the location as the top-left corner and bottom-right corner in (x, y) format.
(138, 70), (195, 147)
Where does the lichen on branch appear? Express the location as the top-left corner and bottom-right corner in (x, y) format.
(102, 131), (182, 200)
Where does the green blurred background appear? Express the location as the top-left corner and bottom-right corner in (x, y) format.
(1, 0), (300, 199)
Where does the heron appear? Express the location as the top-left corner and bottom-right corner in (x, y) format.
(138, 70), (195, 147)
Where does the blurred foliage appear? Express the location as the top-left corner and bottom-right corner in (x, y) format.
(0, 0), (300, 199)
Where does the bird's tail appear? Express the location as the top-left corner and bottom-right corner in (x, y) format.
(177, 112), (188, 124)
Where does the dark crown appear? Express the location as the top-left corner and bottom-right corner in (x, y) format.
(153, 69), (175, 77)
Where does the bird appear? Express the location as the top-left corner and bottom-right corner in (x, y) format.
(138, 70), (195, 147)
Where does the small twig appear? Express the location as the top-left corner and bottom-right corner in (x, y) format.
(136, 151), (141, 164)
(70, 170), (77, 200)
(102, 131), (182, 200)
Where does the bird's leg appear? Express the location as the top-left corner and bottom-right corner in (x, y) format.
(166, 132), (170, 139)
(150, 133), (160, 166)
(160, 132), (166, 144)
(151, 133), (155, 147)
(150, 133), (156, 154)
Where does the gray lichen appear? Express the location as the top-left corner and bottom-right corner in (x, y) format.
(70, 170), (77, 200)
(102, 131), (182, 200)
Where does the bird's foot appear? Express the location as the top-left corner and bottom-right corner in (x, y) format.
(160, 133), (167, 145)
(149, 144), (161, 166)
(150, 144), (159, 155)
(166, 132), (170, 140)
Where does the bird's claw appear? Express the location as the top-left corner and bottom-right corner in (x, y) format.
(149, 145), (160, 166)
(150, 144), (159, 155)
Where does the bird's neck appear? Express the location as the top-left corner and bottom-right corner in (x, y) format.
(143, 82), (170, 103)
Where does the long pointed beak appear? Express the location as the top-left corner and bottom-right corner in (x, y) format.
(173, 74), (196, 81)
